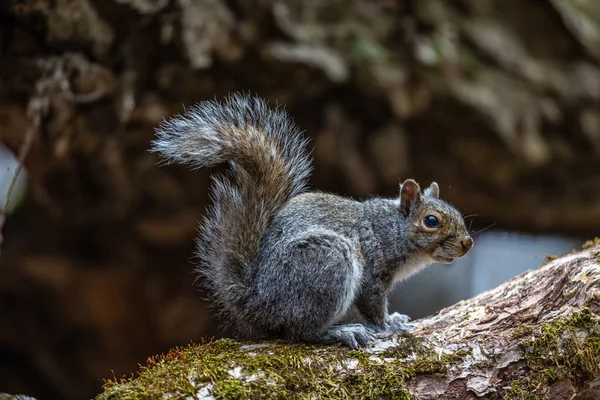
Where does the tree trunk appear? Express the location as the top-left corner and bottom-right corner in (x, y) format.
(95, 243), (600, 400)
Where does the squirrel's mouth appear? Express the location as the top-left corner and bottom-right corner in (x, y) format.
(433, 255), (455, 264)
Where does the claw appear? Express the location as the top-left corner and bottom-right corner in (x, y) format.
(326, 324), (376, 349)
(347, 337), (359, 349)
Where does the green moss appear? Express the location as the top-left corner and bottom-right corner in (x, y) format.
(593, 250), (600, 264)
(503, 308), (600, 400)
(510, 324), (535, 339)
(581, 237), (600, 250)
(212, 378), (253, 399)
(380, 335), (470, 377)
(96, 333), (473, 400)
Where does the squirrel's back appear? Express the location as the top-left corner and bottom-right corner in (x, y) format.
(151, 94), (312, 331)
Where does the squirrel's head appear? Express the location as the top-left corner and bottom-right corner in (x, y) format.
(398, 179), (473, 264)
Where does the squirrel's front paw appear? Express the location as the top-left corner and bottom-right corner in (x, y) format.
(385, 312), (413, 333)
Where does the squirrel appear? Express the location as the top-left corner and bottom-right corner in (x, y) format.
(151, 93), (474, 349)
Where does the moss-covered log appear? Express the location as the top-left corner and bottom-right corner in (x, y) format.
(94, 242), (600, 400)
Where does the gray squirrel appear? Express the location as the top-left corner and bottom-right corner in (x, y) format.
(151, 93), (474, 349)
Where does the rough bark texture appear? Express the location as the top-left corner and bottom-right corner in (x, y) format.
(1, 1), (600, 399)
(92, 243), (600, 399)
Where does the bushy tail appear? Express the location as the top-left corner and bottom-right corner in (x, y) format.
(151, 93), (312, 329)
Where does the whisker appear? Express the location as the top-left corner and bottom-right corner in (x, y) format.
(463, 214), (483, 219)
(470, 223), (496, 236)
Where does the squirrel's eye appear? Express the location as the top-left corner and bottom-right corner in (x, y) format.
(424, 215), (440, 228)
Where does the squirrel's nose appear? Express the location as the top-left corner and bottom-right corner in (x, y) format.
(460, 236), (474, 253)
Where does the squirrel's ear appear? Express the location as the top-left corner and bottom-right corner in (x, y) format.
(399, 179), (421, 216)
(424, 182), (439, 198)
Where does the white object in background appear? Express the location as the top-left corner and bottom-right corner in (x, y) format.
(467, 231), (580, 295)
(0, 142), (28, 214)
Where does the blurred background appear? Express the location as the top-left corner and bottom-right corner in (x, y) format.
(0, 0), (599, 398)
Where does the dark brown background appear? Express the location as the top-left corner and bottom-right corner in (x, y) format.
(0, 0), (599, 399)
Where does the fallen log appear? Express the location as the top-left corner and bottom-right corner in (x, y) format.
(96, 242), (600, 399)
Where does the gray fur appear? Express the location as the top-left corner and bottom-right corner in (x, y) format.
(152, 93), (473, 349)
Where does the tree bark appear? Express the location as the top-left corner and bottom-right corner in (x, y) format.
(95, 243), (600, 400)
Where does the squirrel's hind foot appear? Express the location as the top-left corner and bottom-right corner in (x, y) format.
(384, 312), (413, 333)
(314, 324), (376, 349)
